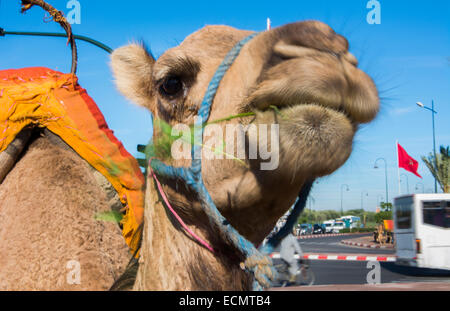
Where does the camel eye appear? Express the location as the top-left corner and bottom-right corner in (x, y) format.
(160, 76), (183, 97)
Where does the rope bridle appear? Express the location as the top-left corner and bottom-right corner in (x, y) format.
(147, 33), (314, 290)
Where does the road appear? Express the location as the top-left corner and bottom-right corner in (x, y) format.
(271, 233), (450, 287)
(296, 233), (395, 254)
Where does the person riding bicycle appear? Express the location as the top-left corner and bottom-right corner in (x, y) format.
(279, 233), (303, 283)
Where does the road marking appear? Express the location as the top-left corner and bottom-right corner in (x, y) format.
(270, 253), (397, 262)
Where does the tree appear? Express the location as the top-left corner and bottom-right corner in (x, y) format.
(346, 209), (365, 216)
(422, 145), (450, 193)
(380, 202), (392, 212)
(375, 202), (392, 224)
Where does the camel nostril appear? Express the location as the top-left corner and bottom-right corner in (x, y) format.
(273, 42), (358, 68)
(273, 42), (317, 59)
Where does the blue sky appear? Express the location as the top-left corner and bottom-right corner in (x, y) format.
(0, 0), (449, 212)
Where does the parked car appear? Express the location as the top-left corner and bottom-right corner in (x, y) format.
(299, 223), (313, 235)
(313, 224), (325, 234)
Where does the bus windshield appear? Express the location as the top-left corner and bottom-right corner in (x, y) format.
(396, 199), (413, 230)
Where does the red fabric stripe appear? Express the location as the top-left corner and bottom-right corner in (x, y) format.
(356, 256), (367, 261)
(318, 255), (328, 260)
(377, 256), (387, 261)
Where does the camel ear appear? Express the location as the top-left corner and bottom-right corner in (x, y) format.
(110, 43), (155, 111)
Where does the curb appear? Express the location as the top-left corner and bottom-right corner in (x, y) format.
(340, 240), (394, 249)
(270, 252), (397, 262)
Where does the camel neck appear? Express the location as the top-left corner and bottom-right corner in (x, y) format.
(133, 176), (251, 291)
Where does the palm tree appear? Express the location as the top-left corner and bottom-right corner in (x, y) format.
(422, 146), (450, 193)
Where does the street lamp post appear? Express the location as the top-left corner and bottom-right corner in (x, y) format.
(308, 196), (315, 223)
(361, 190), (368, 211)
(400, 173), (409, 194)
(374, 158), (389, 203)
(377, 194), (384, 206)
(341, 184), (349, 216)
(416, 100), (438, 193)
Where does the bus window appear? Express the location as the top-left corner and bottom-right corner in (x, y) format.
(396, 202), (412, 229)
(422, 201), (450, 228)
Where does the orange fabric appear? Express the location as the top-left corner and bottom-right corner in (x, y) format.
(0, 67), (144, 253)
(383, 220), (394, 232)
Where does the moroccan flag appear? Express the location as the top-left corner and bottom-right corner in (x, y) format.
(397, 143), (422, 178)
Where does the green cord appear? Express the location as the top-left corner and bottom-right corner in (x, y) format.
(0, 29), (112, 54)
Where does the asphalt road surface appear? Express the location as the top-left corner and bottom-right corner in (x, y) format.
(272, 233), (450, 287)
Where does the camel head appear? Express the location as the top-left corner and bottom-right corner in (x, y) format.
(110, 21), (379, 245)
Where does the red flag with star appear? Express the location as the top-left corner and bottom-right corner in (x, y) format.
(397, 143), (422, 178)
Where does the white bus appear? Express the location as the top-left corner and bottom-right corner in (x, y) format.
(394, 194), (450, 271)
(340, 215), (361, 229)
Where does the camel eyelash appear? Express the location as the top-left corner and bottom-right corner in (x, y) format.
(154, 56), (201, 87)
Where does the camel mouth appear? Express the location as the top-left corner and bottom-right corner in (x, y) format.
(260, 100), (351, 121)
(243, 101), (355, 179)
(248, 97), (354, 131)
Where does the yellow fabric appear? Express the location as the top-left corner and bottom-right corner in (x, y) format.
(0, 67), (144, 253)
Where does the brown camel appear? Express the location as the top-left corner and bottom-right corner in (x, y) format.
(0, 128), (132, 290)
(110, 21), (379, 290)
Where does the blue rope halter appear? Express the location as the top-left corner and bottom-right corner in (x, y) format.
(149, 32), (313, 290)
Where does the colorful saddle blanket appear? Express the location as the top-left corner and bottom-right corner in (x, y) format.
(0, 67), (144, 253)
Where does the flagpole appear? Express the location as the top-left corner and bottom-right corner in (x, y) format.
(397, 140), (401, 195)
